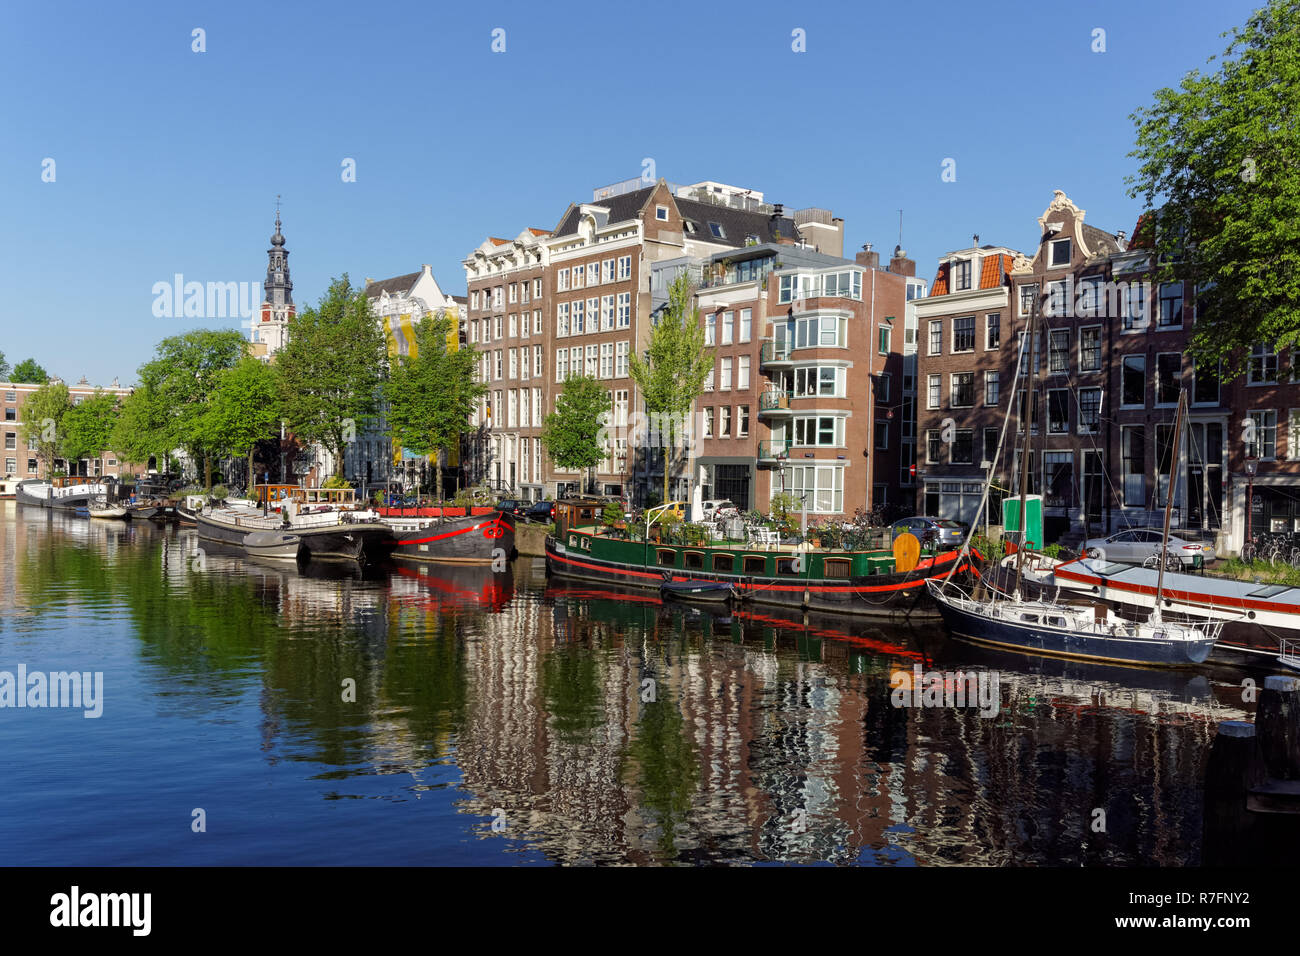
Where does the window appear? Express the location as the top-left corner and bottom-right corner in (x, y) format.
(721, 311), (734, 345)
(557, 268), (569, 291)
(951, 430), (974, 464)
(927, 374), (941, 409)
(985, 370), (1000, 407)
(1076, 279), (1101, 317)
(493, 286), (502, 309)
(616, 341), (629, 378)
(701, 407), (713, 438)
(508, 283), (517, 304)
(1048, 330), (1070, 374)
(953, 259), (972, 291)
(4, 458), (13, 473)
(521, 281), (530, 304)
(791, 314), (845, 349)
(739, 308), (752, 342)
(617, 255), (632, 279)
(572, 299), (584, 334)
(1121, 283), (1149, 330)
(602, 295), (615, 331)
(534, 279), (542, 298)
(556, 349), (568, 381)
(588, 297), (599, 331)
(556, 302), (569, 337)
(822, 270), (862, 299)
(1016, 389), (1039, 433)
(1078, 387), (1101, 434)
(719, 406), (731, 438)
(1247, 410), (1277, 459)
(705, 313), (716, 345)
(929, 320), (942, 356)
(787, 464), (844, 513)
(738, 405), (750, 437)
(982, 428), (998, 466)
(926, 430), (942, 464)
(1049, 238), (1071, 267)
(720, 357), (733, 390)
(1047, 389), (1070, 434)
(875, 420), (889, 449)
(1250, 343), (1278, 384)
(617, 293), (631, 328)
(706, 221), (725, 239)
(1122, 426), (1146, 506)
(572, 265), (584, 290)
(508, 314), (518, 337)
(1046, 280), (1069, 317)
(3, 408), (14, 421)
(1192, 358), (1220, 405)
(587, 263), (599, 287)
(950, 372), (974, 408)
(738, 355), (750, 390)
(494, 315), (502, 339)
(585, 344), (598, 377)
(985, 313), (1000, 349)
(1121, 355), (1145, 407)
(793, 416), (845, 447)
(793, 366), (845, 398)
(952, 316), (975, 353)
(600, 342), (614, 378)
(1159, 282), (1183, 327)
(1156, 353), (1181, 405)
(494, 350), (503, 380)
(534, 388), (543, 425)
(1017, 332), (1041, 376)
(878, 324), (891, 354)
(1079, 326), (1101, 372)
(876, 372), (891, 403)
(1019, 283), (1039, 316)
(1043, 451), (1074, 508)
(508, 348), (518, 379)
(471, 291), (479, 310)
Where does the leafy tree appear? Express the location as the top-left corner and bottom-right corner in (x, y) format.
(276, 276), (386, 480)
(11, 358), (47, 384)
(1127, 0), (1300, 375)
(0, 352), (8, 380)
(109, 385), (170, 471)
(385, 311), (484, 502)
(19, 380), (70, 476)
(540, 373), (611, 495)
(628, 272), (712, 503)
(138, 329), (248, 489)
(60, 390), (120, 466)
(202, 357), (282, 488)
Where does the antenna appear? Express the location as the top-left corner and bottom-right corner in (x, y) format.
(898, 210), (903, 248)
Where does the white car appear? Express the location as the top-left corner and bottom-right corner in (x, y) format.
(1082, 528), (1215, 568)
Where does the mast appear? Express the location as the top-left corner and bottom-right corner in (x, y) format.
(1152, 390), (1186, 623)
(1013, 294), (1040, 601)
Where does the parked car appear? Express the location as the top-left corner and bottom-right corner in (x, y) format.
(524, 500), (555, 523)
(889, 516), (968, 548)
(495, 498), (531, 519)
(697, 499), (736, 521)
(1082, 528), (1215, 567)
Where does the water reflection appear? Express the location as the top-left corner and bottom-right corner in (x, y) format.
(0, 502), (1253, 865)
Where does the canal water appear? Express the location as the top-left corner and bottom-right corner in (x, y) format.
(0, 503), (1258, 865)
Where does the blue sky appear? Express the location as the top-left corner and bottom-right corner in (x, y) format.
(0, 0), (1264, 385)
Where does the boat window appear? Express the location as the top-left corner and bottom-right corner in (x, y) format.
(1088, 561), (1129, 576)
(683, 551), (704, 570)
(742, 555), (767, 575)
(1247, 584), (1293, 598)
(1019, 614), (1040, 623)
(823, 558), (851, 579)
(656, 548), (676, 567)
(776, 558), (800, 575)
(1047, 617), (1066, 627)
(712, 553), (735, 572)
(569, 535), (578, 546)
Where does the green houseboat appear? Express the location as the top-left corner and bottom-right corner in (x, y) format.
(544, 500), (980, 618)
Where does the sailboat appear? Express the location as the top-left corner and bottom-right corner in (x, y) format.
(926, 296), (1220, 666)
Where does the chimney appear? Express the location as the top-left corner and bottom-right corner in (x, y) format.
(855, 242), (880, 271)
(1115, 230), (1127, 252)
(889, 245), (916, 277)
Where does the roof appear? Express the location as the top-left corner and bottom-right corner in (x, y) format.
(1081, 223), (1121, 256)
(488, 237), (509, 246)
(550, 184), (797, 248)
(364, 271), (421, 298)
(526, 228), (550, 236)
(930, 253), (1012, 296)
(450, 295), (468, 305)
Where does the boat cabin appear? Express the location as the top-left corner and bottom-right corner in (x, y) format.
(294, 487), (356, 507)
(554, 498), (608, 540)
(255, 484), (298, 505)
(52, 475), (110, 488)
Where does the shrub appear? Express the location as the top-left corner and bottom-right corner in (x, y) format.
(322, 474), (351, 489)
(210, 484), (229, 501)
(601, 500), (625, 528)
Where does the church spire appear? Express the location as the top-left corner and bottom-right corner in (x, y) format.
(265, 197), (293, 307)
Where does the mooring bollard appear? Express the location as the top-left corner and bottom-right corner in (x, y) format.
(1256, 675), (1300, 780)
(1202, 720), (1263, 865)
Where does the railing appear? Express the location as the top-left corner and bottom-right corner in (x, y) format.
(759, 341), (792, 365)
(757, 440), (792, 461)
(759, 390), (791, 412)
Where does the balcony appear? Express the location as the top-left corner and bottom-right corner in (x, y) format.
(757, 440), (792, 464)
(758, 389), (793, 417)
(759, 340), (792, 367)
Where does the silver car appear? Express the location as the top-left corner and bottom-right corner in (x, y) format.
(1082, 528), (1215, 567)
(890, 517), (967, 548)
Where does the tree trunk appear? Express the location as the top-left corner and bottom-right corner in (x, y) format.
(203, 453), (212, 492)
(435, 451), (444, 504)
(248, 447), (256, 493)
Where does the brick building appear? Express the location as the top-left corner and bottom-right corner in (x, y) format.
(1, 377), (145, 481)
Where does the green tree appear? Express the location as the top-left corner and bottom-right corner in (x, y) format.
(60, 390), (120, 467)
(540, 373), (611, 495)
(385, 312), (484, 502)
(19, 380), (70, 476)
(276, 276), (386, 480)
(11, 358), (48, 384)
(202, 357), (283, 488)
(628, 272), (712, 503)
(1127, 0), (1300, 375)
(109, 385), (170, 471)
(0, 352), (8, 380)
(138, 329), (248, 490)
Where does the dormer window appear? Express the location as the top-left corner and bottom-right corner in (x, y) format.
(684, 221), (698, 235)
(708, 222), (725, 239)
(1049, 238), (1072, 268)
(655, 205), (669, 221)
(953, 259), (972, 291)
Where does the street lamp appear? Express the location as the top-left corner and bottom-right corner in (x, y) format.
(1245, 456), (1259, 557)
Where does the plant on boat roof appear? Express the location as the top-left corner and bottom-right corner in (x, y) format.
(322, 474), (351, 489)
(601, 500), (625, 528)
(768, 492), (799, 531)
(210, 484), (228, 501)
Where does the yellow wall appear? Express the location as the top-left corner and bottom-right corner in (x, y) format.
(381, 312), (461, 468)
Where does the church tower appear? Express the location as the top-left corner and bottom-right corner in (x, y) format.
(255, 204), (295, 357)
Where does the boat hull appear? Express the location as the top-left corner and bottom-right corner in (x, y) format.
(15, 479), (112, 511)
(197, 511), (393, 561)
(931, 594), (1215, 666)
(244, 531), (305, 561)
(384, 512), (516, 564)
(545, 536), (975, 618)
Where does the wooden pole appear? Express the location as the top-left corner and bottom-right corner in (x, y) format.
(1257, 674), (1300, 780)
(1013, 295), (1039, 601)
